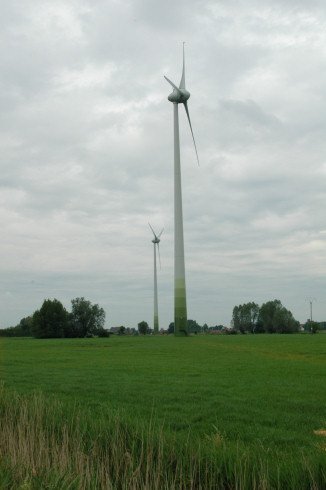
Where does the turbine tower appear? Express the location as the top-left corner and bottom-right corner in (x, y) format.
(149, 224), (163, 334)
(164, 43), (199, 336)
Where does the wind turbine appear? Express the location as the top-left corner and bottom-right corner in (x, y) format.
(164, 43), (199, 336)
(149, 224), (164, 334)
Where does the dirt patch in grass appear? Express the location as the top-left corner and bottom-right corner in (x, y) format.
(314, 429), (326, 437)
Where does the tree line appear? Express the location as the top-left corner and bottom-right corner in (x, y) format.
(0, 297), (107, 338)
(2, 297), (325, 338)
(232, 299), (300, 333)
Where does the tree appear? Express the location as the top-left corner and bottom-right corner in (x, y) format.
(167, 323), (174, 334)
(187, 319), (201, 334)
(304, 320), (319, 334)
(208, 325), (224, 332)
(232, 306), (240, 331)
(259, 299), (299, 333)
(0, 316), (33, 337)
(202, 323), (209, 333)
(259, 299), (280, 333)
(69, 297), (105, 338)
(31, 299), (69, 338)
(248, 302), (260, 333)
(97, 327), (110, 337)
(0, 326), (22, 337)
(17, 316), (33, 336)
(167, 320), (201, 334)
(118, 326), (126, 335)
(138, 321), (149, 335)
(215, 324), (225, 331)
(232, 302), (259, 333)
(231, 300), (299, 334)
(318, 322), (326, 331)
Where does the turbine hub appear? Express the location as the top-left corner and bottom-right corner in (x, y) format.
(168, 88), (190, 104)
(152, 238), (160, 244)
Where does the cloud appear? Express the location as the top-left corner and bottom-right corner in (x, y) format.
(1, 0), (326, 328)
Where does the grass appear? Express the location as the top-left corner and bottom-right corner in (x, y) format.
(0, 334), (325, 488)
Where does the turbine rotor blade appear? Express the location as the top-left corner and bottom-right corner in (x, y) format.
(183, 101), (199, 166)
(179, 42), (186, 90)
(148, 222), (156, 238)
(158, 228), (164, 238)
(164, 75), (180, 92)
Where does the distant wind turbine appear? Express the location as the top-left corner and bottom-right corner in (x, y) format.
(164, 43), (199, 336)
(149, 223), (164, 334)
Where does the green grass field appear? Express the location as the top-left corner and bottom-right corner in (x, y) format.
(1, 334), (325, 488)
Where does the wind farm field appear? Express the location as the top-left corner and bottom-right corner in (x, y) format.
(1, 334), (326, 489)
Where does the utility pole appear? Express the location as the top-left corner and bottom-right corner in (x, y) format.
(306, 298), (316, 332)
(309, 298), (316, 322)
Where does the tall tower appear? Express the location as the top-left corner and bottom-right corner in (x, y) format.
(149, 224), (163, 334)
(165, 45), (199, 336)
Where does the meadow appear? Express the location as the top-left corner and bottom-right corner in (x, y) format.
(0, 334), (325, 489)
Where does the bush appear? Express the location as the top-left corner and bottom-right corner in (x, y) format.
(97, 328), (110, 338)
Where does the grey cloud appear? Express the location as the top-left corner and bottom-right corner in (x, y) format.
(1, 0), (326, 329)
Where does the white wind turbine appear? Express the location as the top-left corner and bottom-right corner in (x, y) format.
(164, 43), (199, 336)
(149, 223), (164, 334)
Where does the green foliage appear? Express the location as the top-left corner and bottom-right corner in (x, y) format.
(187, 319), (201, 333)
(31, 299), (69, 338)
(214, 324), (224, 330)
(1, 298), (107, 339)
(69, 297), (105, 338)
(1, 386), (325, 489)
(232, 299), (299, 334)
(2, 335), (325, 446)
(304, 320), (320, 334)
(167, 322), (174, 334)
(0, 316), (33, 337)
(137, 320), (149, 335)
(303, 321), (326, 333)
(17, 316), (33, 336)
(1, 335), (326, 488)
(167, 319), (202, 334)
(202, 323), (209, 332)
(18, 297), (107, 339)
(259, 299), (299, 333)
(97, 327), (110, 337)
(232, 302), (259, 333)
(0, 327), (15, 337)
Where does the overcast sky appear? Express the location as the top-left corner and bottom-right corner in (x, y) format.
(1, 0), (326, 329)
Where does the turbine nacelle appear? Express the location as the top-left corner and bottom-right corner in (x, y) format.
(167, 88), (190, 104)
(149, 223), (163, 244)
(149, 223), (164, 269)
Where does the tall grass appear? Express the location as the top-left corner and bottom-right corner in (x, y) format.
(0, 386), (325, 489)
